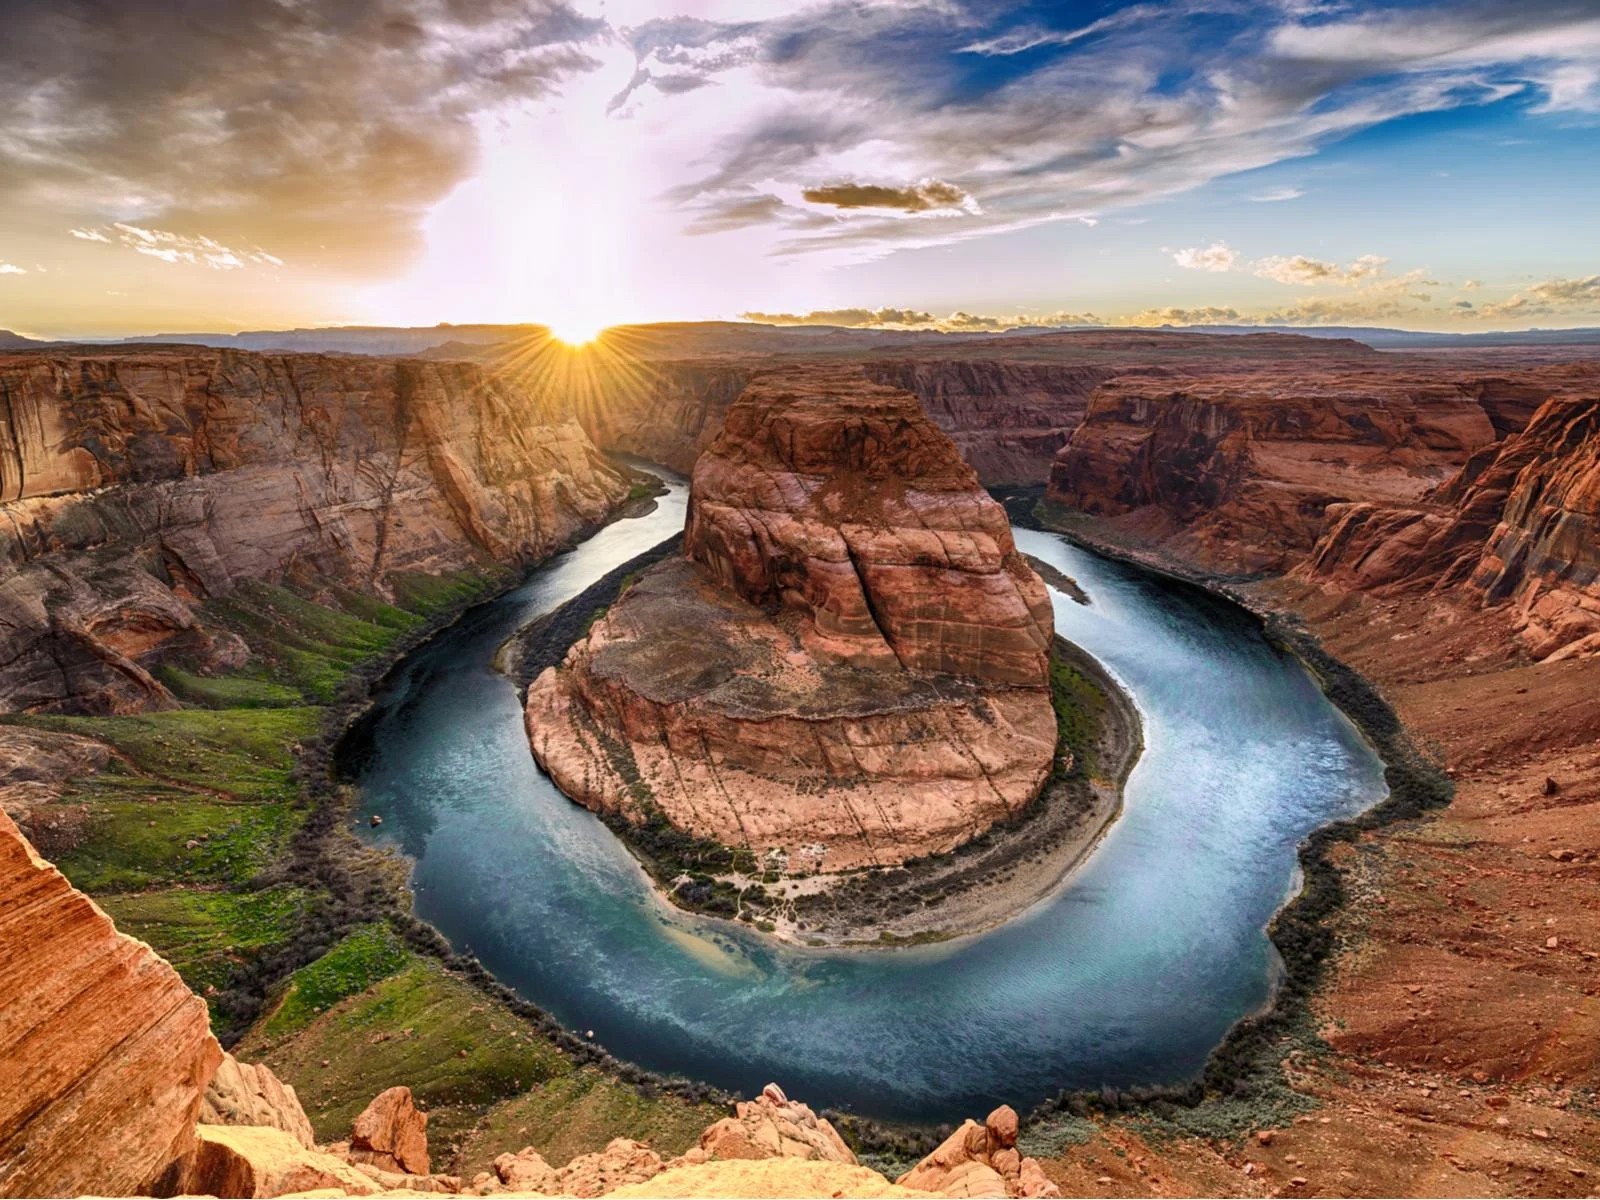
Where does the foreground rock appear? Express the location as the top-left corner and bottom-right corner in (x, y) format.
(897, 1106), (1060, 1199)
(0, 808), (221, 1197)
(527, 365), (1056, 873)
(698, 1082), (855, 1163)
(1304, 392), (1600, 660)
(200, 1053), (316, 1150)
(347, 1086), (431, 1176)
(0, 347), (631, 713)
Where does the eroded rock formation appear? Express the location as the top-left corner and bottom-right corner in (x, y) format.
(527, 365), (1056, 872)
(0, 808), (221, 1197)
(1304, 393), (1600, 659)
(200, 1053), (317, 1150)
(896, 1105), (1060, 1199)
(0, 347), (631, 712)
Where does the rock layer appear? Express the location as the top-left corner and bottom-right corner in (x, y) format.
(0, 347), (631, 712)
(527, 366), (1056, 872)
(1304, 393), (1600, 659)
(0, 807), (221, 1198)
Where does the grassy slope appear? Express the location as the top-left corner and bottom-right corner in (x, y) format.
(16, 560), (722, 1169)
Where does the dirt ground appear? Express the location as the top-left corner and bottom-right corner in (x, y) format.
(1032, 582), (1600, 1198)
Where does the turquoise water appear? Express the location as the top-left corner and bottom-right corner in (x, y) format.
(346, 477), (1387, 1122)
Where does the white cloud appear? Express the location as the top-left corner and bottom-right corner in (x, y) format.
(1172, 242), (1238, 272)
(0, 262), (26, 275)
(1249, 185), (1304, 202)
(1253, 253), (1389, 286)
(1476, 275), (1600, 320)
(83, 222), (285, 270)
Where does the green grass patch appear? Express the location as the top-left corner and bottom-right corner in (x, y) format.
(257, 923), (414, 1041)
(101, 886), (307, 999)
(386, 567), (502, 618)
(1049, 652), (1109, 777)
(15, 707), (317, 801)
(52, 798), (298, 892)
(157, 666), (306, 709)
(247, 956), (570, 1149)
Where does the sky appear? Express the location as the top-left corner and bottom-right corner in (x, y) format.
(1, 0), (1598, 339)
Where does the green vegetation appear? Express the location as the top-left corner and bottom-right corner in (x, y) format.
(102, 886), (308, 998)
(246, 956), (572, 1148)
(258, 923), (413, 1040)
(1049, 652), (1109, 778)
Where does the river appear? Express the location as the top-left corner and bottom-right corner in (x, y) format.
(345, 472), (1387, 1123)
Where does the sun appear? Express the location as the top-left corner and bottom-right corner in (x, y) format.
(547, 317), (607, 347)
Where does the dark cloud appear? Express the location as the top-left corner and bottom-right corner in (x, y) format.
(801, 180), (970, 212)
(0, 0), (606, 272)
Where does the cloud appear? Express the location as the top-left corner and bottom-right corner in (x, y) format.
(1130, 306), (1246, 325)
(741, 307), (1100, 330)
(1249, 186), (1305, 202)
(802, 179), (973, 213)
(0, 0), (606, 273)
(70, 223), (284, 271)
(1253, 253), (1389, 286)
(1173, 242), (1239, 272)
(0, 263), (26, 276)
(1476, 275), (1600, 320)
(615, 0), (1600, 263)
(68, 227), (110, 243)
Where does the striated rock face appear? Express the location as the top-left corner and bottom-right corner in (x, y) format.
(168, 1124), (381, 1198)
(0, 348), (630, 712)
(0, 807), (221, 1197)
(1046, 369), (1504, 572)
(527, 366), (1056, 873)
(1304, 393), (1600, 660)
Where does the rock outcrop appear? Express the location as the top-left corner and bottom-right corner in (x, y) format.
(1304, 392), (1600, 659)
(526, 365), (1057, 872)
(347, 1085), (431, 1176)
(896, 1106), (1059, 1199)
(0, 808), (221, 1198)
(168, 1124), (381, 1198)
(200, 1053), (317, 1150)
(0, 347), (631, 713)
(488, 1137), (665, 1197)
(697, 1082), (855, 1164)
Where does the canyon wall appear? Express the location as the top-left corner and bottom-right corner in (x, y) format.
(526, 365), (1057, 872)
(1304, 393), (1600, 660)
(1043, 368), (1560, 573)
(0, 349), (631, 713)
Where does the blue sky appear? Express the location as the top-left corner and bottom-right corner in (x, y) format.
(1, 0), (1597, 336)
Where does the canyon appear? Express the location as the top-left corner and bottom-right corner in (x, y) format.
(2, 326), (1598, 1198)
(525, 365), (1059, 876)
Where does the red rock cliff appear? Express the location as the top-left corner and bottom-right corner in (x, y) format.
(525, 366), (1057, 873)
(1304, 392), (1600, 660)
(0, 348), (631, 712)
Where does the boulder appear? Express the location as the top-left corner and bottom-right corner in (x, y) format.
(492, 1146), (560, 1192)
(201, 1053), (317, 1150)
(168, 1123), (379, 1198)
(555, 1137), (664, 1198)
(896, 1109), (1060, 1199)
(0, 808), (221, 1197)
(348, 1085), (430, 1176)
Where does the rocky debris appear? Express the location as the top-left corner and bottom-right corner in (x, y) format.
(0, 347), (631, 713)
(485, 1137), (665, 1197)
(164, 1123), (381, 1198)
(0, 725), (111, 821)
(200, 1053), (317, 1150)
(896, 1106), (1060, 1199)
(348, 1085), (431, 1176)
(1303, 391), (1600, 659)
(0, 808), (221, 1198)
(527, 366), (1057, 873)
(606, 1157), (932, 1198)
(698, 1082), (856, 1164)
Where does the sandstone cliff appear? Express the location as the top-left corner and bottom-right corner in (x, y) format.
(1304, 392), (1600, 660)
(526, 365), (1056, 873)
(0, 348), (631, 712)
(0, 807), (220, 1197)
